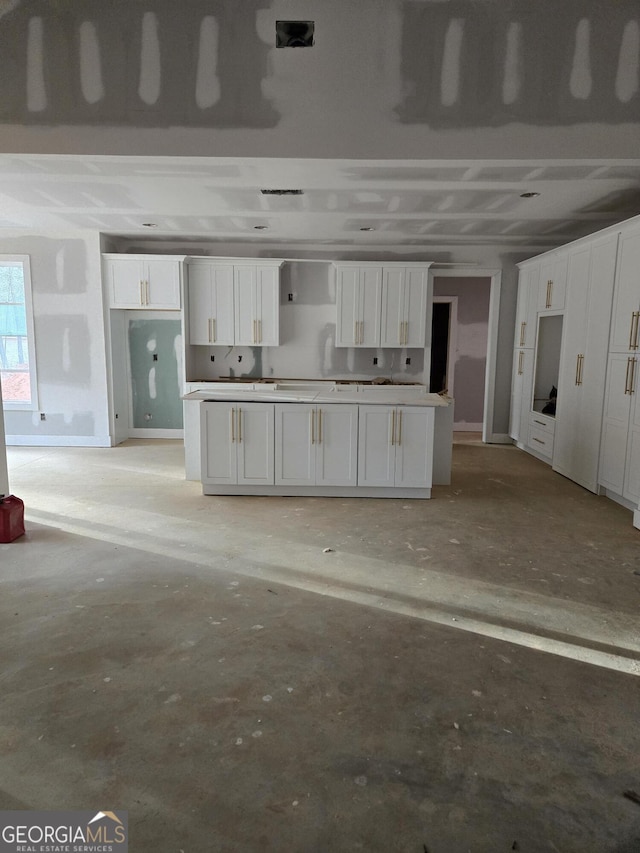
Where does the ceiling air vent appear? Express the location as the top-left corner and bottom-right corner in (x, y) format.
(260, 189), (304, 196)
(276, 21), (314, 48)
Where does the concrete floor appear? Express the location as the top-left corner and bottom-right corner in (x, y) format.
(2, 438), (640, 852)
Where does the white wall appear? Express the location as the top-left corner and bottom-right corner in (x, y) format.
(1, 230), (111, 446)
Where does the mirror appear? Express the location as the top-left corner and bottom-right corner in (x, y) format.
(533, 314), (563, 416)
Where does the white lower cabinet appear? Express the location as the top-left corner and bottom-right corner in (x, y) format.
(358, 405), (434, 488)
(275, 404), (358, 486)
(509, 348), (534, 442)
(599, 354), (640, 503)
(201, 402), (274, 485)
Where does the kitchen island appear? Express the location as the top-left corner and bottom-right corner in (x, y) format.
(184, 381), (453, 498)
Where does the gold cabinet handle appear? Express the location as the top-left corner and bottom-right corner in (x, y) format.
(211, 318), (216, 343)
(259, 319), (262, 344)
(318, 408), (322, 444)
(397, 409), (402, 445)
(533, 437), (546, 445)
(517, 351), (524, 376)
(238, 408), (242, 443)
(399, 322), (403, 345)
(139, 280), (144, 306)
(632, 312), (640, 350)
(546, 279), (552, 309)
(354, 320), (359, 345)
(390, 410), (395, 445)
(146, 280), (150, 305)
(230, 407), (235, 442)
(575, 354), (581, 386)
(625, 357), (634, 394)
(630, 358), (637, 395)
(578, 354), (584, 386)
(311, 409), (315, 445)
(520, 321), (526, 346)
(533, 419), (546, 426)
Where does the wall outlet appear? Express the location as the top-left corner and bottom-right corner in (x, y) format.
(405, 357), (411, 365)
(39, 412), (46, 421)
(373, 357), (378, 365)
(210, 355), (215, 362)
(288, 293), (293, 302)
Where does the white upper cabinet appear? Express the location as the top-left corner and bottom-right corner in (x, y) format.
(185, 260), (281, 347)
(335, 264), (430, 348)
(335, 265), (382, 347)
(608, 225), (640, 353)
(514, 261), (540, 348)
(234, 265), (280, 347)
(187, 262), (234, 345)
(380, 267), (429, 348)
(104, 255), (182, 310)
(537, 252), (568, 312)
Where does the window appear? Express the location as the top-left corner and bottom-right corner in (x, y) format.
(0, 256), (38, 410)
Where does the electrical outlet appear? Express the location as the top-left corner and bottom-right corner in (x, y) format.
(288, 293), (293, 302)
(153, 353), (158, 361)
(373, 357), (378, 365)
(39, 412), (46, 421)
(210, 355), (215, 362)
(405, 357), (411, 365)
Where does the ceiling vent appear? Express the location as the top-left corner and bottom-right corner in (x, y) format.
(260, 189), (304, 196)
(276, 21), (314, 48)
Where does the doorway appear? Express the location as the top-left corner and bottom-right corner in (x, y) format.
(430, 297), (458, 396)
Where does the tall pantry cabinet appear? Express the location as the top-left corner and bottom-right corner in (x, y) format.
(599, 225), (640, 504)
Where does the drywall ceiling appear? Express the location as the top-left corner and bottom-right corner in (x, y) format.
(1, 153), (640, 253)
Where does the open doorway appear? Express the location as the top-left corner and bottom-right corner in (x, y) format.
(431, 275), (493, 435)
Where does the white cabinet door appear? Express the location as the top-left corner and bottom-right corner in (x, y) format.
(509, 348), (534, 441)
(275, 404), (316, 486)
(394, 406), (434, 488)
(255, 265), (280, 346)
(106, 258), (145, 308)
(360, 267), (382, 347)
(625, 386), (640, 503)
(599, 354), (635, 493)
(234, 265), (280, 346)
(188, 263), (234, 345)
(315, 404), (358, 486)
(201, 402), (236, 484)
(515, 262), (540, 348)
(335, 266), (360, 347)
(357, 405), (396, 486)
(145, 259), (182, 309)
(609, 226), (640, 353)
(235, 403), (274, 485)
(538, 252), (567, 312)
(380, 267), (428, 348)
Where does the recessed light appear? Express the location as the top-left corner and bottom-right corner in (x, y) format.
(360, 227), (375, 232)
(254, 225), (268, 230)
(142, 222), (158, 227)
(520, 192), (541, 198)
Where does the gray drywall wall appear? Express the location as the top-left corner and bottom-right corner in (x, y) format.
(0, 0), (637, 158)
(0, 230), (110, 442)
(433, 276), (491, 426)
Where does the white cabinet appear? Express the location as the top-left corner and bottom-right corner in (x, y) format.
(187, 262), (234, 345)
(553, 236), (618, 492)
(234, 265), (280, 346)
(380, 267), (429, 348)
(537, 252), (568, 312)
(201, 402), (274, 485)
(335, 266), (382, 347)
(357, 405), (434, 488)
(608, 226), (640, 353)
(335, 264), (431, 348)
(186, 260), (281, 347)
(275, 404), (358, 487)
(599, 354), (640, 502)
(509, 347), (534, 442)
(104, 255), (182, 310)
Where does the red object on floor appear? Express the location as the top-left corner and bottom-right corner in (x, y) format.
(0, 495), (25, 543)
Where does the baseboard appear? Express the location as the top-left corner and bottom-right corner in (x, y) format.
(6, 435), (112, 448)
(128, 429), (184, 439)
(486, 433), (513, 445)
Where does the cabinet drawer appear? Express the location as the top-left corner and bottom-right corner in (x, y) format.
(529, 413), (556, 435)
(528, 423), (554, 459)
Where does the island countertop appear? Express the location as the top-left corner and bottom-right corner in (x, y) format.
(183, 383), (451, 407)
